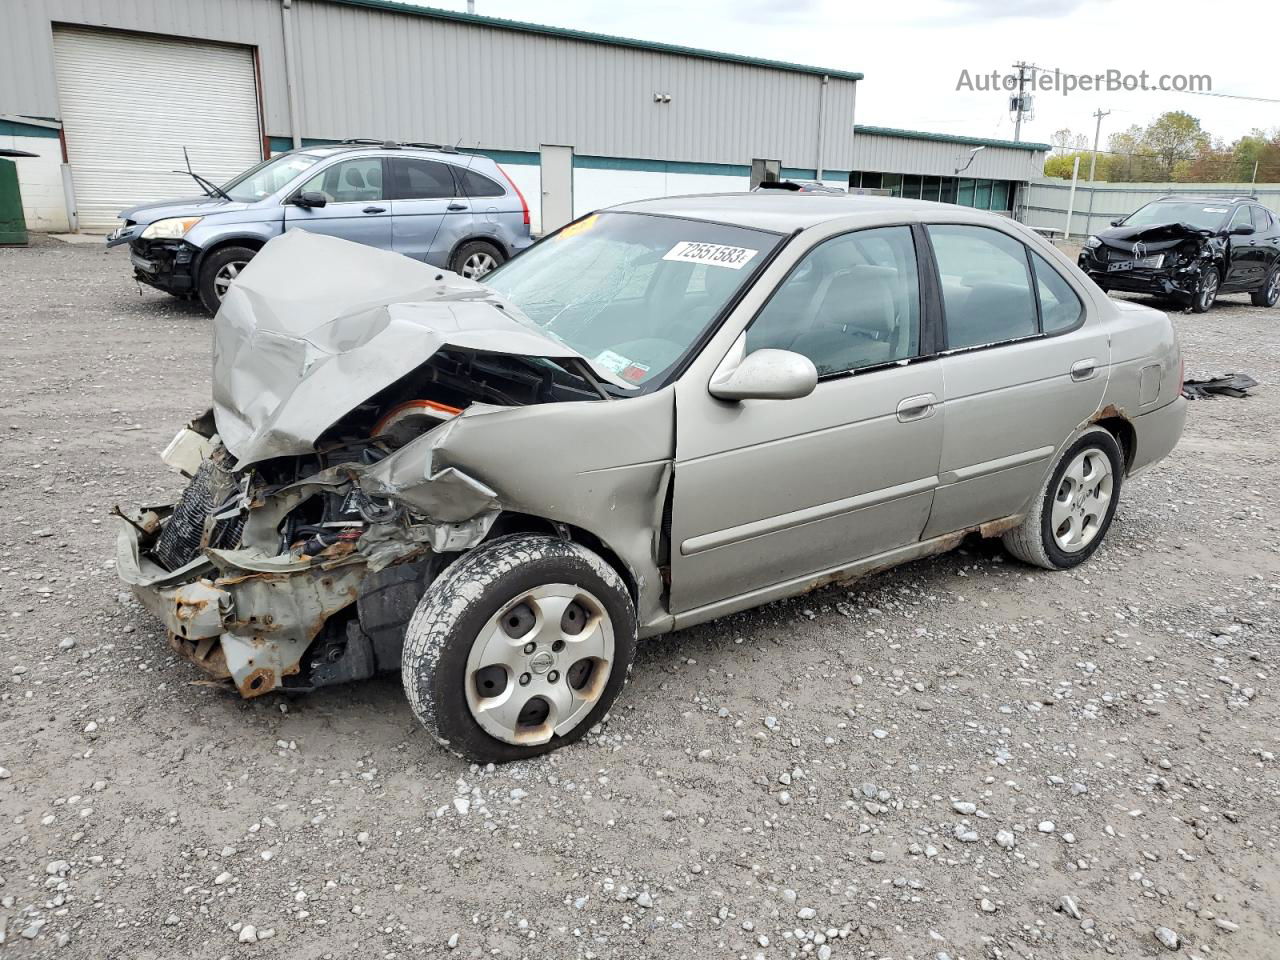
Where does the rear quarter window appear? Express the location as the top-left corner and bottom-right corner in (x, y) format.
(457, 168), (505, 198)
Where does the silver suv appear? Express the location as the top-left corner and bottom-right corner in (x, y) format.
(105, 141), (532, 312)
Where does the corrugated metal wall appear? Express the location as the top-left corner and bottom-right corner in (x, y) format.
(1022, 179), (1280, 237)
(850, 132), (1045, 182)
(1, 0), (858, 171)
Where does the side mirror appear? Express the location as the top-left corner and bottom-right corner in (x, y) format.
(292, 191), (328, 209)
(709, 348), (817, 402)
(1230, 223), (1255, 236)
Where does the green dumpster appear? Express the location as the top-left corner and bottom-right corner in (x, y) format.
(0, 149), (36, 246)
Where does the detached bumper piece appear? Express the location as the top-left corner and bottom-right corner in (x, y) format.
(129, 239), (198, 295)
(1182, 373), (1258, 400)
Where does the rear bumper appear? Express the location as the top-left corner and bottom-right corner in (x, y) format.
(1129, 396), (1187, 478)
(127, 239), (199, 295)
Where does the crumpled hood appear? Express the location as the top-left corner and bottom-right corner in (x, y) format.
(213, 230), (626, 467)
(1096, 221), (1211, 253)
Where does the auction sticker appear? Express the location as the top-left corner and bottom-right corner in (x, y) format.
(663, 241), (759, 269)
(593, 349), (653, 384)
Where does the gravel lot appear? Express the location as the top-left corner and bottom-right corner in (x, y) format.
(1, 236), (1277, 960)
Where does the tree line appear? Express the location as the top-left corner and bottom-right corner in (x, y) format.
(1043, 111), (1280, 184)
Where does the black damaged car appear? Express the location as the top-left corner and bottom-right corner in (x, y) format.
(1078, 196), (1280, 313)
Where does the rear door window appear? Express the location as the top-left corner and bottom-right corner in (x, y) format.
(927, 224), (1038, 350)
(1252, 206), (1273, 231)
(389, 158), (459, 200)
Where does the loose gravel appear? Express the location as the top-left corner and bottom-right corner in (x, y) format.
(1, 236), (1277, 959)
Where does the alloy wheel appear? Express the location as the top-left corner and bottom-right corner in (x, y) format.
(1051, 449), (1114, 553)
(464, 584), (614, 746)
(213, 260), (249, 301)
(1199, 270), (1219, 311)
(462, 251), (497, 279)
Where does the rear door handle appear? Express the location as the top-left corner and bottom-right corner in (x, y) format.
(362, 206), (386, 214)
(447, 202), (468, 211)
(1071, 358), (1099, 381)
(896, 393), (937, 423)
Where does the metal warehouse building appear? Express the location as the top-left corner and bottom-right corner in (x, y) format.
(0, 0), (1048, 236)
(0, 0), (862, 234)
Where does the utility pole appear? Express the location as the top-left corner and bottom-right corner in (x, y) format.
(1011, 62), (1031, 141)
(1088, 108), (1110, 183)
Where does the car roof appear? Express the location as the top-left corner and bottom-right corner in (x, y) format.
(608, 192), (1002, 233)
(1150, 195), (1253, 204)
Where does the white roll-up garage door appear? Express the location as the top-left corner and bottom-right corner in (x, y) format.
(52, 26), (263, 232)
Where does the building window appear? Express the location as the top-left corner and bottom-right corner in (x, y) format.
(922, 176), (942, 202)
(881, 173), (903, 197)
(940, 178), (957, 204)
(990, 180), (1010, 212)
(901, 174), (922, 199)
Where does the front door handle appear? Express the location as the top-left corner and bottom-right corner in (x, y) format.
(1071, 358), (1099, 381)
(896, 393), (937, 423)
(447, 202), (468, 211)
(362, 205), (386, 214)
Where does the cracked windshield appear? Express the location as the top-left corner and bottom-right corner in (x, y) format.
(482, 211), (781, 388)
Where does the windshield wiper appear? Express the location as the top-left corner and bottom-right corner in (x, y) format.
(172, 146), (233, 202)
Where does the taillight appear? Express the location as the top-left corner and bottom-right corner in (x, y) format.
(497, 163), (530, 227)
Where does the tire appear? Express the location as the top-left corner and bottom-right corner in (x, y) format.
(1189, 265), (1220, 313)
(449, 240), (505, 280)
(197, 245), (257, 314)
(1002, 426), (1124, 570)
(402, 534), (637, 763)
(1250, 266), (1280, 307)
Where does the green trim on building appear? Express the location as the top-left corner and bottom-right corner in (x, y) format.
(460, 148), (540, 166)
(326, 0), (863, 81)
(781, 167), (819, 181)
(574, 154), (750, 177)
(267, 135), (346, 153)
(0, 118), (60, 140)
(855, 125), (1050, 153)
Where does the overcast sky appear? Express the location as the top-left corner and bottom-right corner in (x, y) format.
(442, 0), (1275, 148)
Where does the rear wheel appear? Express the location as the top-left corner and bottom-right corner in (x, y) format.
(1002, 427), (1124, 570)
(198, 245), (256, 314)
(1190, 265), (1220, 313)
(1251, 266), (1279, 307)
(401, 534), (636, 762)
(449, 240), (505, 280)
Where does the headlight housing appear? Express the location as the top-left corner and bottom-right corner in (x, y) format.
(140, 216), (203, 240)
(1084, 235), (1102, 249)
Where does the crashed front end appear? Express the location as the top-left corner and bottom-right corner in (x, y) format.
(1078, 221), (1222, 303)
(116, 230), (635, 698)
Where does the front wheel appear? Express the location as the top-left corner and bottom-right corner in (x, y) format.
(1190, 265), (1220, 313)
(402, 534), (636, 763)
(449, 240), (505, 280)
(1002, 427), (1124, 570)
(1250, 266), (1279, 307)
(197, 245), (257, 314)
